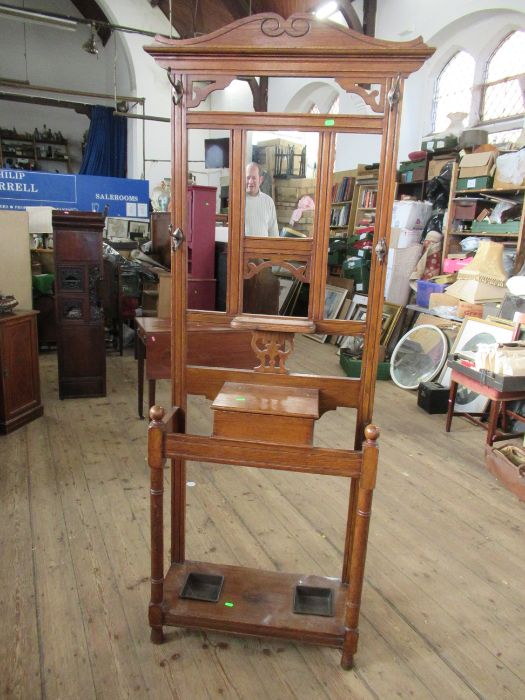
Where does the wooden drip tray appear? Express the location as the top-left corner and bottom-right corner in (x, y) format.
(211, 381), (319, 446)
(163, 560), (346, 646)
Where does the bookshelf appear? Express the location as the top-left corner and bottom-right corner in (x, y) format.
(349, 178), (378, 236)
(329, 170), (356, 237)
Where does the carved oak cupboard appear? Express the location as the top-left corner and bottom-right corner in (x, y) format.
(145, 14), (432, 669)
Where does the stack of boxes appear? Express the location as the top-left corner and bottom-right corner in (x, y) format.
(342, 226), (374, 293)
(384, 200), (432, 305)
(457, 152), (496, 190)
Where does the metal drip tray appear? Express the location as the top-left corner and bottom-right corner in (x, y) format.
(180, 572), (224, 602)
(293, 585), (334, 617)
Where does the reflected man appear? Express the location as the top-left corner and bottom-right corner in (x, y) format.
(245, 162), (279, 236)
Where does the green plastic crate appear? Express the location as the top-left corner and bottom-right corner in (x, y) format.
(340, 353), (391, 380)
(457, 175), (493, 190)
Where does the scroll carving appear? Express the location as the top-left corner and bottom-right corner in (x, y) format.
(335, 79), (385, 113)
(261, 16), (311, 38)
(244, 259), (309, 283)
(251, 331), (294, 374)
(187, 76), (236, 108)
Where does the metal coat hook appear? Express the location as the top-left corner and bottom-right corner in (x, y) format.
(167, 68), (183, 105)
(375, 238), (387, 264)
(387, 74), (401, 110)
(170, 226), (185, 252)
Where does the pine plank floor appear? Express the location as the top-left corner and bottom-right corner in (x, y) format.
(1, 335), (524, 699)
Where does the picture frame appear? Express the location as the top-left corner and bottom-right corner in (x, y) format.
(308, 284), (347, 343)
(278, 277), (294, 314)
(380, 302), (403, 348)
(438, 316), (516, 413)
(106, 217), (129, 240)
(337, 293), (368, 345)
(128, 220), (150, 240)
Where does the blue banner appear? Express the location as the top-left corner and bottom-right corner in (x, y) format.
(0, 169), (149, 218)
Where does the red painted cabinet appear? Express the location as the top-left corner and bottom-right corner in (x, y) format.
(187, 185), (217, 310)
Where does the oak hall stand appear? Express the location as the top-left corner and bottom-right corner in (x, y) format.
(145, 14), (432, 669)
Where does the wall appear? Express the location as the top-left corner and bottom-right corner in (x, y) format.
(0, 0), (171, 184)
(0, 212), (32, 309)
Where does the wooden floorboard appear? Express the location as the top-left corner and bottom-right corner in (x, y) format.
(1, 335), (524, 699)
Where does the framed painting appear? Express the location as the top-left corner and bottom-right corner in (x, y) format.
(380, 302), (403, 348)
(438, 316), (516, 413)
(308, 284), (347, 343)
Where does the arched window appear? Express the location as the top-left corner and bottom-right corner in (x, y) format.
(432, 51), (475, 133)
(309, 96), (339, 115)
(480, 30), (525, 144)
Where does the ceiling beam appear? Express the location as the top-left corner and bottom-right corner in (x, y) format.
(69, 0), (112, 45)
(362, 0), (376, 36)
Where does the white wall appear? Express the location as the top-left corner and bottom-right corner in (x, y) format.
(0, 0), (171, 185)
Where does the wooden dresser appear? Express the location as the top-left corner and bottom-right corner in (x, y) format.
(0, 310), (43, 434)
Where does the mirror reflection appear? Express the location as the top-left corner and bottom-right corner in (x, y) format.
(245, 131), (319, 239)
(186, 128), (230, 312)
(324, 133), (382, 321)
(243, 261), (309, 316)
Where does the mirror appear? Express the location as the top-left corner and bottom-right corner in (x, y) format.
(243, 261), (309, 316)
(324, 133), (381, 321)
(390, 325), (449, 390)
(245, 130), (319, 239)
(187, 128), (229, 312)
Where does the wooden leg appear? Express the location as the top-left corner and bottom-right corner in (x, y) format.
(501, 401), (508, 433)
(149, 380), (156, 412)
(150, 625), (164, 644)
(148, 407), (166, 646)
(487, 400), (500, 446)
(137, 337), (145, 419)
(340, 644), (355, 670)
(445, 381), (458, 433)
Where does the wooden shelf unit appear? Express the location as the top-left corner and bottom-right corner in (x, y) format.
(349, 178), (378, 235)
(144, 12), (432, 670)
(442, 163), (525, 272)
(0, 130), (70, 172)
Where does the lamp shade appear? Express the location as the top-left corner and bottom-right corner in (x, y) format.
(446, 241), (508, 303)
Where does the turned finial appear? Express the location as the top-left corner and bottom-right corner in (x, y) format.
(149, 405), (165, 423)
(364, 424), (380, 443)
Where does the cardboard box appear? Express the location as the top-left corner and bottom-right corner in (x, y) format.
(493, 171), (525, 189)
(390, 227), (423, 248)
(459, 151), (496, 179)
(391, 200), (432, 230)
(427, 157), (455, 180)
(457, 301), (483, 318)
(429, 292), (460, 309)
(384, 244), (422, 305)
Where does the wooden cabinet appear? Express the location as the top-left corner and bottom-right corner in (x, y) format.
(442, 163), (525, 272)
(144, 13), (432, 670)
(53, 211), (106, 399)
(0, 310), (43, 434)
(151, 186), (217, 310)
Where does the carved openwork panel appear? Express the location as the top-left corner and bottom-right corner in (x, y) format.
(59, 266), (83, 292)
(186, 75), (236, 109)
(251, 330), (294, 374)
(335, 79), (386, 114)
(61, 299), (83, 320)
